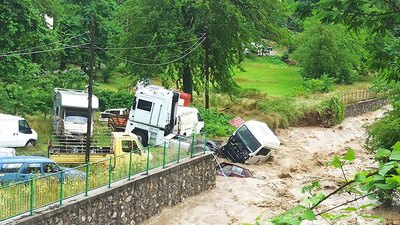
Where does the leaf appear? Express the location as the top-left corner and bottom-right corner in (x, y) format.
(367, 194), (377, 200)
(360, 182), (373, 191)
(301, 181), (320, 193)
(375, 148), (391, 159)
(300, 209), (316, 221)
(393, 142), (400, 152)
(379, 164), (394, 176)
(361, 203), (376, 209)
(341, 207), (357, 211)
(360, 215), (385, 223)
(341, 148), (355, 161)
(292, 205), (306, 214)
(389, 151), (400, 160)
(374, 182), (397, 190)
(327, 155), (342, 168)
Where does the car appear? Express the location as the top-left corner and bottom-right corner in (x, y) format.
(216, 162), (253, 178)
(0, 156), (86, 185)
(0, 148), (17, 157)
(99, 108), (128, 122)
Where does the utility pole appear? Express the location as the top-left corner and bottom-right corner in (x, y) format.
(85, 15), (95, 164)
(205, 30), (210, 110)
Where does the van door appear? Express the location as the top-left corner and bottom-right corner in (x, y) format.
(16, 120), (33, 147)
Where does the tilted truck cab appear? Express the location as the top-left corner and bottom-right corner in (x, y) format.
(125, 85), (180, 146)
(220, 120), (280, 164)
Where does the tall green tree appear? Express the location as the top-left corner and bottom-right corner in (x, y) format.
(294, 18), (364, 83)
(115, 0), (289, 104)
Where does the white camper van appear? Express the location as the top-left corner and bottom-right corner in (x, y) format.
(51, 88), (99, 136)
(0, 114), (38, 148)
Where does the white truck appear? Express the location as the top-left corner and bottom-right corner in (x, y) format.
(0, 114), (38, 148)
(220, 120), (280, 164)
(51, 88), (99, 137)
(124, 85), (204, 147)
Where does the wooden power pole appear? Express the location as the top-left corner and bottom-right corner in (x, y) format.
(85, 15), (96, 164)
(205, 30), (210, 110)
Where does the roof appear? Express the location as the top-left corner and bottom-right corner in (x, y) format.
(112, 132), (138, 140)
(54, 88), (99, 109)
(0, 156), (55, 164)
(0, 113), (24, 121)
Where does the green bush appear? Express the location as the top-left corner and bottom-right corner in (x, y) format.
(365, 109), (400, 151)
(196, 107), (236, 137)
(295, 73), (336, 96)
(94, 89), (135, 111)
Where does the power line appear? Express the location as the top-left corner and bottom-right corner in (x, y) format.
(96, 34), (206, 62)
(0, 43), (90, 57)
(96, 36), (206, 66)
(101, 34), (206, 50)
(0, 32), (89, 56)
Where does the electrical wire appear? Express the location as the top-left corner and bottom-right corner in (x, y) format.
(96, 35), (206, 66)
(0, 32), (89, 56)
(96, 34), (206, 62)
(0, 43), (90, 57)
(102, 34), (205, 50)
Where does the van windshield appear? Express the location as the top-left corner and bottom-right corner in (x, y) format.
(65, 111), (88, 123)
(234, 125), (261, 153)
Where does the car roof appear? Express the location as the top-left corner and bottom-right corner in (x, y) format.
(0, 156), (55, 164)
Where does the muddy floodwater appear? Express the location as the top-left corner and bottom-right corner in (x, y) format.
(141, 105), (400, 225)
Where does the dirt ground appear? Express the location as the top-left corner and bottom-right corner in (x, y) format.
(141, 105), (400, 225)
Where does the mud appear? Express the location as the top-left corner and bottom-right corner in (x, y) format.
(141, 105), (398, 225)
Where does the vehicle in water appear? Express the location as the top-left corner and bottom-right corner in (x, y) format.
(219, 120), (280, 164)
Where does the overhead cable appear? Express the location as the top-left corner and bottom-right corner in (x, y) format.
(0, 32), (89, 56)
(0, 43), (90, 57)
(96, 36), (206, 66)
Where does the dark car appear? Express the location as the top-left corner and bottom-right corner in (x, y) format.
(0, 156), (86, 185)
(216, 162), (253, 178)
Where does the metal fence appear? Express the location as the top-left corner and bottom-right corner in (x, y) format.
(337, 90), (380, 104)
(0, 132), (208, 222)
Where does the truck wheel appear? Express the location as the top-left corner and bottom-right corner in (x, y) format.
(25, 140), (35, 147)
(134, 131), (148, 147)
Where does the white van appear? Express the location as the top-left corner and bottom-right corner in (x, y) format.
(0, 114), (38, 148)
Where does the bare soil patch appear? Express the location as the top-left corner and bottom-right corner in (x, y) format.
(141, 105), (399, 225)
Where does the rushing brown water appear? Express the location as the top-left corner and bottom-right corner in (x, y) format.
(141, 105), (399, 225)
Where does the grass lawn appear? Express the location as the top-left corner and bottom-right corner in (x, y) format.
(234, 56), (303, 96)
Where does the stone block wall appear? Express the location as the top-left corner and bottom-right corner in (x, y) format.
(9, 153), (216, 225)
(344, 98), (387, 118)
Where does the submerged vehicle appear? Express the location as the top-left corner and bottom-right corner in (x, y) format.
(219, 120), (280, 164)
(216, 162), (253, 178)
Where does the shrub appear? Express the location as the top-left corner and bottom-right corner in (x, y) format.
(196, 107), (236, 137)
(94, 89), (135, 112)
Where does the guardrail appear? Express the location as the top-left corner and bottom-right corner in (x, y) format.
(0, 132), (208, 222)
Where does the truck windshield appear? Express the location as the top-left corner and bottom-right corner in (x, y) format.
(65, 111), (88, 123)
(235, 125), (261, 153)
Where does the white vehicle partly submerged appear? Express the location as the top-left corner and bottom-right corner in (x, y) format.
(220, 120), (280, 164)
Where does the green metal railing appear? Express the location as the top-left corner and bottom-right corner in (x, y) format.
(0, 132), (208, 222)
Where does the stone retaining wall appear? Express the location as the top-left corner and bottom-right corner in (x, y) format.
(8, 152), (216, 225)
(344, 98), (387, 118)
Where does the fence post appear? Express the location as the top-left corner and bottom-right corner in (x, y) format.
(128, 150), (132, 181)
(108, 156), (112, 188)
(204, 132), (207, 154)
(163, 141), (166, 168)
(60, 170), (64, 206)
(191, 133), (195, 158)
(85, 163), (90, 196)
(30, 179), (34, 216)
(146, 146), (150, 174)
(177, 138), (181, 163)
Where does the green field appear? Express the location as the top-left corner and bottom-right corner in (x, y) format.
(234, 56), (302, 96)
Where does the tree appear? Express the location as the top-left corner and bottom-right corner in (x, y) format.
(294, 18), (364, 84)
(114, 0), (290, 105)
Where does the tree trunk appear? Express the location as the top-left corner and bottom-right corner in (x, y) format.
(182, 63), (193, 100)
